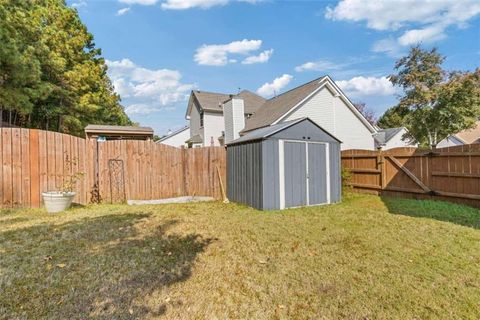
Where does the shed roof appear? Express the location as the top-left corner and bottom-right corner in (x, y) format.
(84, 124), (154, 135)
(228, 117), (341, 146)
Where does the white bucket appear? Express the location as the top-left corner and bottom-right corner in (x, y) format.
(42, 191), (76, 213)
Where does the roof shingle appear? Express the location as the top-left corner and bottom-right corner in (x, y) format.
(242, 77), (326, 132)
(454, 121), (480, 144)
(193, 90), (265, 114)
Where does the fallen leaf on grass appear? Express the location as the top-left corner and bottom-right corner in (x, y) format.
(165, 297), (171, 303)
(291, 242), (300, 252)
(259, 260), (267, 264)
(56, 263), (66, 268)
(129, 308), (133, 314)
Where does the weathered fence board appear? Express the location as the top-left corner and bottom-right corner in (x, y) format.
(342, 145), (480, 208)
(0, 128), (226, 208)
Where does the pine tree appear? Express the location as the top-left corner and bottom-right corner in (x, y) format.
(0, 0), (131, 136)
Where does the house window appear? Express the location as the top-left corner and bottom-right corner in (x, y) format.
(200, 110), (204, 127)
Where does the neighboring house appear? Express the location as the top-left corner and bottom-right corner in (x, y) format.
(184, 76), (411, 150)
(239, 76), (376, 150)
(373, 127), (418, 150)
(437, 121), (480, 148)
(185, 90), (266, 147)
(158, 126), (190, 148)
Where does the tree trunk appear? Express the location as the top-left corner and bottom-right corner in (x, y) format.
(427, 130), (433, 149)
(58, 115), (64, 133)
(12, 111), (17, 127)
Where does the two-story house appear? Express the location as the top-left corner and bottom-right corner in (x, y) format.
(166, 76), (414, 150)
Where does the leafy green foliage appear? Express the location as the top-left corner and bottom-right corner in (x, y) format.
(376, 105), (410, 129)
(381, 45), (480, 147)
(341, 167), (352, 190)
(0, 0), (131, 136)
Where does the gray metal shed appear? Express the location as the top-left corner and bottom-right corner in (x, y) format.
(227, 117), (341, 210)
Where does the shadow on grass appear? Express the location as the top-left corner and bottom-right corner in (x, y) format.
(381, 196), (480, 229)
(0, 212), (213, 319)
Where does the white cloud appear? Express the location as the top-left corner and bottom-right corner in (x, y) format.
(336, 76), (395, 97)
(71, 1), (87, 8)
(371, 38), (403, 58)
(125, 104), (157, 115)
(118, 0), (262, 9)
(294, 60), (347, 72)
(256, 74), (293, 97)
(326, 0), (480, 48)
(116, 7), (131, 15)
(161, 0), (228, 9)
(242, 49), (274, 65)
(160, 0), (263, 9)
(194, 39), (262, 66)
(106, 58), (194, 114)
(119, 0), (158, 5)
(397, 24), (446, 46)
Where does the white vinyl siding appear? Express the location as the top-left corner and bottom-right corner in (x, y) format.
(285, 87), (375, 150)
(159, 128), (190, 148)
(223, 98), (245, 144)
(189, 103), (204, 141)
(203, 112), (225, 146)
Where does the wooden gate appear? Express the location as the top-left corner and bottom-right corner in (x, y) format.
(342, 145), (480, 208)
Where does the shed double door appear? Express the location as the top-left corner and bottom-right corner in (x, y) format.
(282, 141), (329, 208)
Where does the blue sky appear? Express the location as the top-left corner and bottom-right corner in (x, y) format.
(70, 0), (480, 136)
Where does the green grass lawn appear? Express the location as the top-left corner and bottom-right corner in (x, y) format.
(1, 194), (480, 319)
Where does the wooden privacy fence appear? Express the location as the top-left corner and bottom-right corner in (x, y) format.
(342, 144), (480, 208)
(0, 128), (226, 208)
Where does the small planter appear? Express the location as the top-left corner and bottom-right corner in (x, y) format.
(42, 191), (76, 213)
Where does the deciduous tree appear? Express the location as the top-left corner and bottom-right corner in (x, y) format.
(383, 45), (479, 147)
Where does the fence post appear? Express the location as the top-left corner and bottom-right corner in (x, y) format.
(379, 150), (386, 191)
(90, 138), (101, 203)
(181, 146), (187, 196)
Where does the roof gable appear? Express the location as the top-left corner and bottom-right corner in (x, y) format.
(242, 76), (377, 134)
(242, 77), (325, 132)
(454, 121), (480, 144)
(158, 126), (189, 142)
(185, 90), (265, 118)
